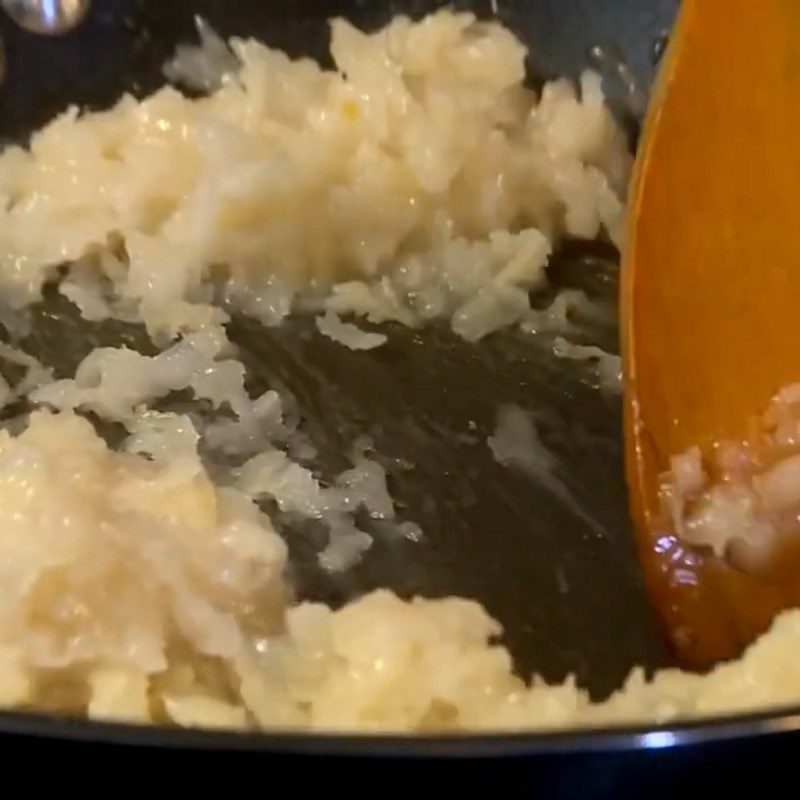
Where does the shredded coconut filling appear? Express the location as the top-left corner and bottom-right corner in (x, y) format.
(0, 10), (628, 342)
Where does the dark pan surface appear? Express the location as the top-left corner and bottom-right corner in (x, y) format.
(11, 0), (783, 763)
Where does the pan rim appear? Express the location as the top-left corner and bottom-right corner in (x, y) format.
(2, 703), (800, 756)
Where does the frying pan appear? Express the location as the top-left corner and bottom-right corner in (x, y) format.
(0, 0), (796, 791)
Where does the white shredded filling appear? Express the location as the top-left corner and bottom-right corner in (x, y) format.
(315, 310), (387, 351)
(662, 383), (800, 572)
(552, 335), (622, 392)
(1, 10), (796, 735)
(489, 404), (606, 537)
(0, 342), (52, 407)
(0, 10), (628, 341)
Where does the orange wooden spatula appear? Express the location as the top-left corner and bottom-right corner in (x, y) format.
(623, 0), (800, 667)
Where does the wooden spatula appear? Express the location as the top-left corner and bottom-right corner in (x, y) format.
(623, 0), (800, 668)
